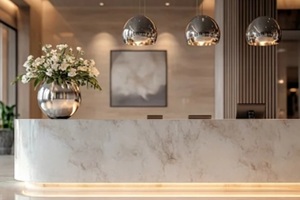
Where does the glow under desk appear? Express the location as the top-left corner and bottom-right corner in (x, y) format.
(14, 119), (300, 197)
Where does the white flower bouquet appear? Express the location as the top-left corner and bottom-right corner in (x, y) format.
(17, 44), (101, 90)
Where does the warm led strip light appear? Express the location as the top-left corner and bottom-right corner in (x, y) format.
(23, 182), (300, 197)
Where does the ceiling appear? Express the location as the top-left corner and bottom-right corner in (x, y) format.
(49, 0), (203, 8)
(48, 0), (300, 9)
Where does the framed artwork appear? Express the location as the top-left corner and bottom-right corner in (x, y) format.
(110, 50), (167, 107)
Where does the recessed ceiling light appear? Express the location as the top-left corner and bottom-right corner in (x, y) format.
(99, 2), (104, 6)
(278, 79), (284, 84)
(165, 2), (170, 6)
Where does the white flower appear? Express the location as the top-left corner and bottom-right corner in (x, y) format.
(68, 68), (77, 77)
(42, 46), (47, 52)
(50, 49), (57, 54)
(45, 60), (51, 68)
(51, 63), (59, 71)
(56, 44), (68, 51)
(45, 44), (52, 48)
(32, 57), (44, 67)
(90, 59), (95, 66)
(76, 47), (84, 55)
(43, 61), (50, 68)
(27, 55), (34, 61)
(17, 44), (101, 90)
(42, 44), (52, 53)
(46, 68), (53, 77)
(25, 62), (37, 72)
(23, 60), (30, 68)
(66, 55), (75, 63)
(78, 66), (88, 71)
(26, 71), (37, 78)
(89, 67), (100, 77)
(21, 75), (30, 83)
(59, 61), (68, 71)
(51, 55), (59, 63)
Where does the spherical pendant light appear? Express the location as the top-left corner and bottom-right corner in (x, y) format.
(122, 15), (157, 46)
(246, 16), (281, 46)
(185, 15), (220, 46)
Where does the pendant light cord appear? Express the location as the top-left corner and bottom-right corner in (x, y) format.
(196, 0), (204, 16)
(264, 0), (266, 16)
(144, 0), (146, 16)
(138, 0), (141, 14)
(201, 0), (204, 16)
(195, 0), (197, 16)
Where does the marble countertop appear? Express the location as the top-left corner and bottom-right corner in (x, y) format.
(0, 119), (299, 199)
(14, 119), (300, 183)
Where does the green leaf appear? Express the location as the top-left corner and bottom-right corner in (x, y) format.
(0, 101), (16, 130)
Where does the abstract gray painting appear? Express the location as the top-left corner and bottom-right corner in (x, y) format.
(110, 50), (167, 107)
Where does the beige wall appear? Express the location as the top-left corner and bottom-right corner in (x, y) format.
(25, 0), (43, 118)
(10, 0), (43, 118)
(42, 2), (215, 119)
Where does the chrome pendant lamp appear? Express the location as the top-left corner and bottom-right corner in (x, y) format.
(122, 0), (157, 46)
(246, 16), (281, 46)
(246, 1), (281, 46)
(185, 0), (220, 46)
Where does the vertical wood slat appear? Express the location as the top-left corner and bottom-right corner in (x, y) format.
(223, 0), (277, 118)
(0, 26), (3, 101)
(224, 1), (228, 118)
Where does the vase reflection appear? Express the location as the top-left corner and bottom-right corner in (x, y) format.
(37, 82), (81, 119)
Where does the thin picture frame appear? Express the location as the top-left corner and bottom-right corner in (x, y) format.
(110, 50), (168, 107)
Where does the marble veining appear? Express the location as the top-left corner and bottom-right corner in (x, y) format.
(14, 119), (300, 182)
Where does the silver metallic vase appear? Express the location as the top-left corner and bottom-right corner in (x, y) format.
(37, 82), (81, 119)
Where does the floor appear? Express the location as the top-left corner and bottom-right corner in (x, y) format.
(1, 156), (300, 200)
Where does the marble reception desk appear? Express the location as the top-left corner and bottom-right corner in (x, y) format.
(14, 119), (300, 183)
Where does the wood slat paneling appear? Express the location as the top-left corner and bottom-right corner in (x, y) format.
(223, 0), (277, 118)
